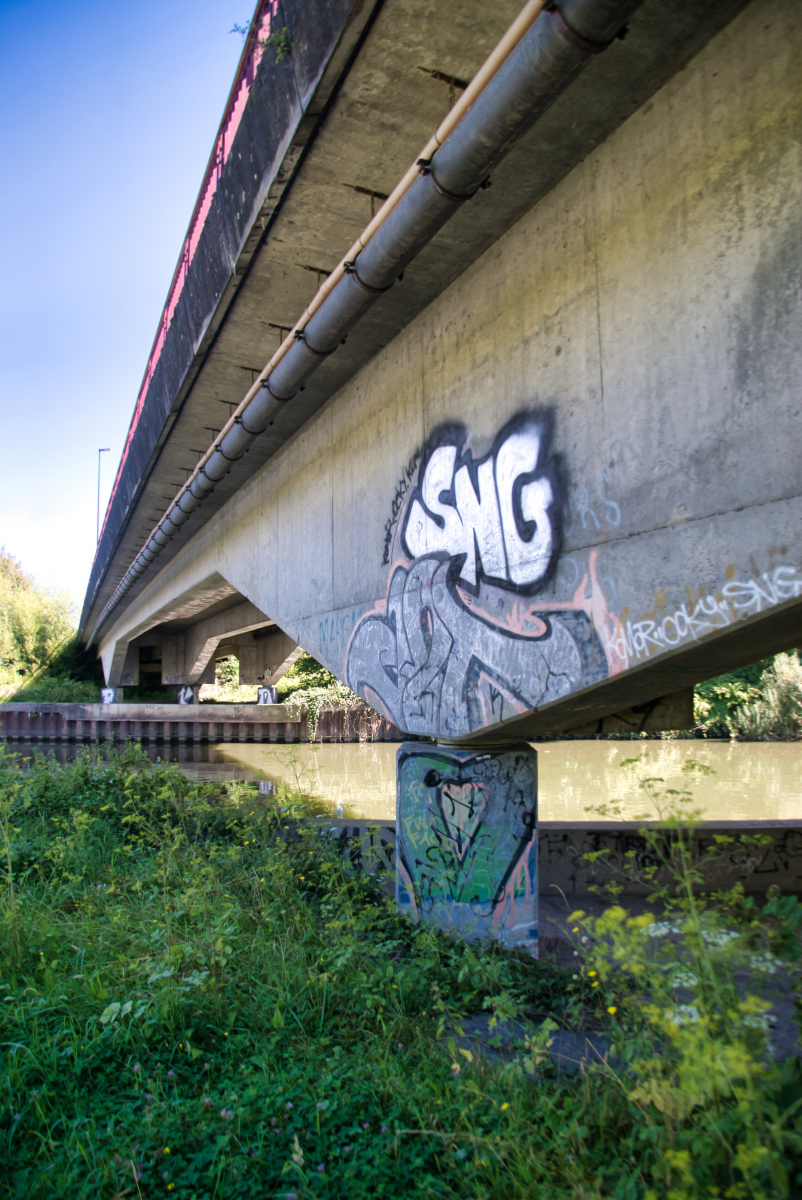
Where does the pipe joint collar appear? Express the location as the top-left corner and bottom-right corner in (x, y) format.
(546, 4), (612, 53)
(293, 330), (332, 357)
(263, 381), (296, 404)
(418, 162), (475, 202)
(344, 261), (394, 296)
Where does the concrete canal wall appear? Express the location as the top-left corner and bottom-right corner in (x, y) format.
(315, 818), (802, 899)
(0, 703), (403, 744)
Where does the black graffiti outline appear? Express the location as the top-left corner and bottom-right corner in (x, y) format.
(381, 449), (421, 565)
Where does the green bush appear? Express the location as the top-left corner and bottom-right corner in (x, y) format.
(693, 658), (774, 737)
(733, 653), (802, 740)
(199, 655), (258, 704)
(3, 673), (100, 703)
(0, 550), (78, 699)
(693, 653), (802, 740)
(0, 549), (103, 703)
(276, 653), (374, 737)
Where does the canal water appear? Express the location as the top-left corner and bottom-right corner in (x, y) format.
(10, 739), (798, 822)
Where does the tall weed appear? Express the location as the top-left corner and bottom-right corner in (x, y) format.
(0, 745), (799, 1198)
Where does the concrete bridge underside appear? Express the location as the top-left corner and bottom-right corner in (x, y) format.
(85, 0), (802, 743)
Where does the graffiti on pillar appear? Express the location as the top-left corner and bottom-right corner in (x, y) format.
(396, 743), (538, 949)
(346, 413), (623, 738)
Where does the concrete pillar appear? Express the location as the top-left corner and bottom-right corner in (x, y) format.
(237, 643), (258, 684)
(395, 742), (538, 954)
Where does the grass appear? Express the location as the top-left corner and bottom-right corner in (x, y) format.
(0, 745), (800, 1198)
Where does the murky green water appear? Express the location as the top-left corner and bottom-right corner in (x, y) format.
(7, 739), (799, 822)
(178, 739), (801, 823)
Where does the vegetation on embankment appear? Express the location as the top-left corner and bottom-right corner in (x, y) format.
(0, 549), (102, 704)
(275, 653), (374, 734)
(693, 652), (802, 740)
(0, 746), (800, 1197)
(198, 653), (377, 736)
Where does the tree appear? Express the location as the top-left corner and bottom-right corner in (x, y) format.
(0, 548), (77, 683)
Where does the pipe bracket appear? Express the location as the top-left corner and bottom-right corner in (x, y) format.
(263, 382), (294, 404)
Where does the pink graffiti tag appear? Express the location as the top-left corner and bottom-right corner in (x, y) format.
(439, 781), (489, 866)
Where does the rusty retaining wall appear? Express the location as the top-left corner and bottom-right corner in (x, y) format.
(306, 819), (802, 899)
(0, 704), (402, 744)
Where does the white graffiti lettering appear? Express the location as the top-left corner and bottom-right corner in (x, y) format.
(605, 565), (802, 664)
(401, 418), (554, 591)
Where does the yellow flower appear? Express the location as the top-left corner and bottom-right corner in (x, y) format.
(592, 981), (599, 988)
(607, 1006), (617, 1015)
(224, 1032), (228, 1037)
(164, 1147), (170, 1153)
(572, 927), (579, 933)
(588, 970), (597, 977)
(500, 1102), (510, 1111)
(299, 876), (305, 881)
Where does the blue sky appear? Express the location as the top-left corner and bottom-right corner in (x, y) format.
(0, 0), (251, 605)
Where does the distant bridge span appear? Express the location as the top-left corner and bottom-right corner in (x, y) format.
(81, 0), (802, 744)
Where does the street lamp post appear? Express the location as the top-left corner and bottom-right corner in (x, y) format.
(97, 448), (110, 544)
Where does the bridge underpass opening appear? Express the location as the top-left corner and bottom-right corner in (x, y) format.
(81, 0), (802, 946)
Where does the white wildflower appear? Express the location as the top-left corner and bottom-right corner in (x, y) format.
(701, 929), (739, 947)
(743, 1013), (773, 1031)
(672, 970), (698, 990)
(666, 1005), (700, 1026)
(645, 922), (682, 938)
(750, 952), (783, 975)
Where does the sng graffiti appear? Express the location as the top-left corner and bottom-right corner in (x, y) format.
(346, 414), (616, 738)
(401, 417), (556, 591)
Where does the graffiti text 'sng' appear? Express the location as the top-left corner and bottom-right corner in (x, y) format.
(401, 418), (555, 591)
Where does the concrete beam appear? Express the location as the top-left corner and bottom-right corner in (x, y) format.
(183, 600), (272, 683)
(99, 573), (242, 686)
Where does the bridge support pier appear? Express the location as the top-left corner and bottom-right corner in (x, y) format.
(395, 741), (539, 954)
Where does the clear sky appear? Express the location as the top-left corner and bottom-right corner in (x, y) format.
(0, 0), (251, 607)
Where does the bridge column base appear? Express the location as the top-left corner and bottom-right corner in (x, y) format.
(395, 741), (538, 955)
